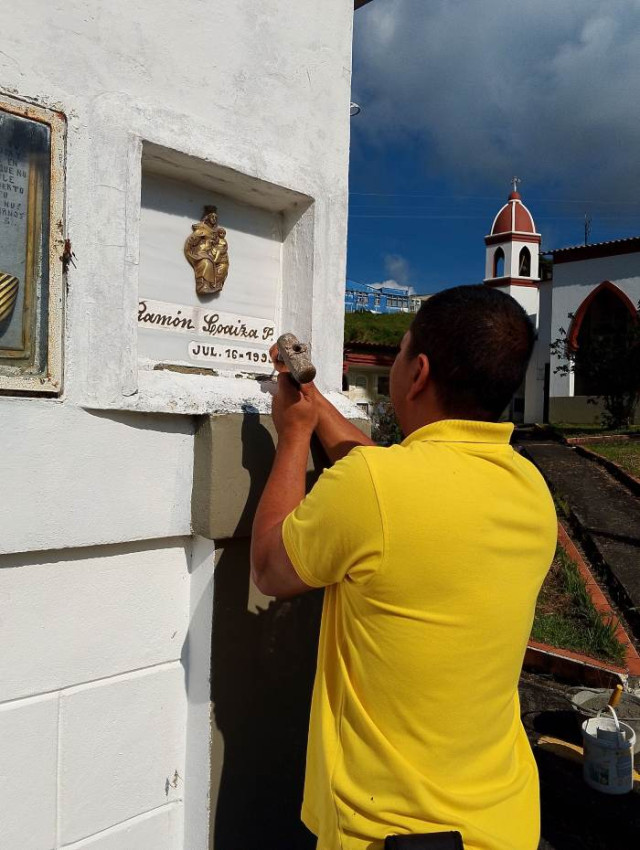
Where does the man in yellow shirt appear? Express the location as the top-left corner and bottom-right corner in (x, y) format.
(251, 285), (556, 850)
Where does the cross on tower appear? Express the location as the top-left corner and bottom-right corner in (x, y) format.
(511, 176), (522, 194)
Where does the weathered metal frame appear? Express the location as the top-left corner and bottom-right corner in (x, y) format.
(0, 93), (65, 395)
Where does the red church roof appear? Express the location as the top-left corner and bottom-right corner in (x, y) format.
(490, 191), (537, 236)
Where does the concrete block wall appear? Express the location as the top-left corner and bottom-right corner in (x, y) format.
(0, 539), (194, 849)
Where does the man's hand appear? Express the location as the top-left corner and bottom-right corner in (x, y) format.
(271, 372), (319, 439)
(251, 361), (316, 599)
(269, 341), (375, 462)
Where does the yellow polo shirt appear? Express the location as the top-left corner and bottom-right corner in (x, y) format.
(282, 419), (556, 850)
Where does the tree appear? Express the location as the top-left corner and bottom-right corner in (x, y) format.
(550, 304), (640, 429)
(370, 401), (403, 446)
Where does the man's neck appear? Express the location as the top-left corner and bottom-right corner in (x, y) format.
(400, 408), (449, 440)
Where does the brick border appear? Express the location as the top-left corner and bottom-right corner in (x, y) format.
(557, 523), (640, 676)
(566, 435), (640, 445)
(523, 522), (640, 685)
(524, 643), (625, 689)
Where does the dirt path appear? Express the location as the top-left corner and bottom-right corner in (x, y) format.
(520, 441), (640, 638)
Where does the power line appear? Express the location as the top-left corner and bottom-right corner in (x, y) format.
(348, 213), (640, 220)
(348, 191), (640, 206)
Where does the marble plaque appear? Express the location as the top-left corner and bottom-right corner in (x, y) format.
(138, 173), (282, 375)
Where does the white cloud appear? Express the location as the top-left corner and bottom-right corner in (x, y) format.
(369, 255), (414, 291)
(384, 253), (411, 284)
(352, 0), (640, 201)
(369, 278), (416, 294)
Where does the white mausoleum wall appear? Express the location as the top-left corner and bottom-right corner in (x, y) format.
(549, 251), (640, 398)
(0, 1), (355, 847)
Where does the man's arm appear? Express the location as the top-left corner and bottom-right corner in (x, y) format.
(268, 344), (375, 464)
(250, 375), (317, 599)
(310, 384), (377, 463)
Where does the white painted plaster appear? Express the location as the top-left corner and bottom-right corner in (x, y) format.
(63, 805), (183, 850)
(494, 285), (544, 422)
(0, 693), (58, 850)
(59, 664), (186, 845)
(2, 0), (353, 407)
(1, 3), (356, 848)
(505, 285), (539, 323)
(485, 246), (497, 280)
(0, 540), (190, 702)
(88, 369), (365, 418)
(0, 401), (194, 555)
(484, 240), (540, 284)
(508, 241), (539, 280)
(523, 349), (545, 424)
(183, 537), (215, 850)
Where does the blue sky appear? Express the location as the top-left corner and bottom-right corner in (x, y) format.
(347, 0), (640, 294)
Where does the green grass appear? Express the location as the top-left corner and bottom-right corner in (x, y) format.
(552, 493), (570, 519)
(531, 547), (626, 665)
(587, 440), (640, 479)
(344, 311), (413, 346)
(552, 422), (640, 438)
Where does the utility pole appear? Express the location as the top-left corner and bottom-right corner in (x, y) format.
(584, 213), (592, 245)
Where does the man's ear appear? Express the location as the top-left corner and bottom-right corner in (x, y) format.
(407, 353), (430, 401)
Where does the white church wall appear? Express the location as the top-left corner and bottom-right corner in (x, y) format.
(505, 283), (539, 322)
(500, 285), (543, 422)
(502, 242), (514, 281)
(0, 1), (355, 847)
(549, 251), (640, 400)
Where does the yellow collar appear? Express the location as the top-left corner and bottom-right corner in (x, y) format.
(401, 419), (514, 447)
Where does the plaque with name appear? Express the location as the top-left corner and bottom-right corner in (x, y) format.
(138, 173), (281, 376)
(138, 298), (275, 370)
(0, 96), (64, 394)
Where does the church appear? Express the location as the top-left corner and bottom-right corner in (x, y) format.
(484, 183), (640, 425)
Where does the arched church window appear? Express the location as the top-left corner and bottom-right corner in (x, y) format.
(519, 247), (531, 277)
(571, 282), (636, 395)
(493, 247), (505, 278)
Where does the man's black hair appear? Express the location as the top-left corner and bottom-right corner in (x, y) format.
(408, 284), (535, 421)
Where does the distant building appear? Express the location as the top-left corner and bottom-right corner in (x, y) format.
(345, 279), (422, 314)
(343, 343), (396, 413)
(547, 237), (640, 424)
(484, 182), (640, 424)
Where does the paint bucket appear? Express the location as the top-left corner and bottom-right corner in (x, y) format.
(571, 688), (640, 755)
(581, 705), (636, 794)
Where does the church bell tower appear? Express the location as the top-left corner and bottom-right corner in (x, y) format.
(483, 179), (546, 425)
(484, 178), (541, 288)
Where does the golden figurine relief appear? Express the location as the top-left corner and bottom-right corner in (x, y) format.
(184, 206), (230, 296)
(0, 271), (19, 326)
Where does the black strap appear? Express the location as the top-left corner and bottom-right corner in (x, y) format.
(384, 831), (464, 850)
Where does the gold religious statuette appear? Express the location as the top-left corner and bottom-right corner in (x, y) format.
(0, 272), (19, 326)
(184, 206), (230, 296)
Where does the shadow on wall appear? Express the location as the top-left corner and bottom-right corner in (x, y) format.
(210, 411), (325, 850)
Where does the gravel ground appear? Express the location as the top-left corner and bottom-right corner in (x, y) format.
(519, 672), (640, 849)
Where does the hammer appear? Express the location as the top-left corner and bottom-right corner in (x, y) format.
(275, 333), (316, 385)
